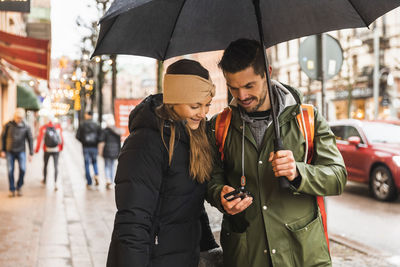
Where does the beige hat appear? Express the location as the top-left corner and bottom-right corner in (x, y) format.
(163, 74), (215, 104)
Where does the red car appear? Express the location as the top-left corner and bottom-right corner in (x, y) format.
(329, 119), (400, 201)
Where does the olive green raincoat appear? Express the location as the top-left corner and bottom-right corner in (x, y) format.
(207, 83), (347, 267)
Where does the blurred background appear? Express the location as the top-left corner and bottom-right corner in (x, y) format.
(0, 1), (400, 266)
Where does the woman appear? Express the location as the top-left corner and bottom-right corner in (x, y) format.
(107, 59), (218, 267)
(99, 117), (122, 189)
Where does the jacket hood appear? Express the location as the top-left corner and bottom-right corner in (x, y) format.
(128, 94), (162, 133)
(128, 94), (189, 144)
(11, 120), (27, 128)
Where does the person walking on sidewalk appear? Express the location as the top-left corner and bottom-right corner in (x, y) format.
(1, 108), (33, 197)
(206, 39), (347, 267)
(76, 111), (101, 188)
(107, 59), (219, 267)
(35, 116), (63, 190)
(99, 117), (122, 189)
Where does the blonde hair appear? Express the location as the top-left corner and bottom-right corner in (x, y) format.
(155, 104), (213, 183)
(14, 108), (26, 118)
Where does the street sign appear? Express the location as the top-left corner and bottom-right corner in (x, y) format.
(114, 99), (143, 138)
(0, 0), (30, 12)
(299, 34), (343, 81)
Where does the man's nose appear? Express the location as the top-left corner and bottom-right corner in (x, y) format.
(237, 88), (248, 100)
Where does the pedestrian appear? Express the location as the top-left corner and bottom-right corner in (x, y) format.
(1, 108), (34, 197)
(206, 39), (347, 267)
(35, 115), (63, 190)
(107, 59), (219, 267)
(99, 117), (122, 189)
(76, 111), (101, 189)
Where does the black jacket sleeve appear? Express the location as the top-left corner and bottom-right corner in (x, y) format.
(199, 204), (219, 252)
(76, 123), (82, 142)
(107, 129), (166, 267)
(26, 126), (33, 155)
(1, 123), (9, 152)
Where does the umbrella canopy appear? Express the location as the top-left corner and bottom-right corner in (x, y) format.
(93, 0), (400, 60)
(93, 0), (400, 188)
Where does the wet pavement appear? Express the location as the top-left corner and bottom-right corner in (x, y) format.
(0, 131), (398, 266)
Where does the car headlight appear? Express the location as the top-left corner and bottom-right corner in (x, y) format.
(393, 156), (400, 167)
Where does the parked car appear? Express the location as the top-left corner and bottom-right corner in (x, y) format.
(329, 119), (400, 201)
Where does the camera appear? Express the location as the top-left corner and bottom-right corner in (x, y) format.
(223, 187), (253, 202)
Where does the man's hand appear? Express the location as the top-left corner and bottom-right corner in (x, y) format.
(220, 185), (253, 215)
(268, 150), (299, 181)
(0, 151), (5, 158)
(28, 155), (33, 162)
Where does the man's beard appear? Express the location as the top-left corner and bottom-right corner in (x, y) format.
(247, 83), (268, 112)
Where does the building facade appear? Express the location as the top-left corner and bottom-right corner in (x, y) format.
(0, 10), (26, 126)
(270, 7), (400, 121)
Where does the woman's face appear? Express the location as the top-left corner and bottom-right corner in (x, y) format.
(173, 95), (212, 130)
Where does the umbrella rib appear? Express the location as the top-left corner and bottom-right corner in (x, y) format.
(345, 0), (369, 27)
(162, 0), (188, 60)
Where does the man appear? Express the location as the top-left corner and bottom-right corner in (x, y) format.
(76, 111), (101, 188)
(207, 39), (347, 267)
(35, 116), (64, 190)
(1, 108), (33, 197)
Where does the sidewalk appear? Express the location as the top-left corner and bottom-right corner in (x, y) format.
(0, 131), (115, 267)
(0, 131), (397, 266)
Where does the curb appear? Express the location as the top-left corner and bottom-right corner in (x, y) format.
(329, 233), (389, 258)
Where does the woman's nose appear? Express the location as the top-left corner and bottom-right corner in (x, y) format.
(197, 107), (208, 118)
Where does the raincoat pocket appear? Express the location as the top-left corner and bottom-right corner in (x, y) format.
(220, 227), (249, 267)
(286, 213), (331, 267)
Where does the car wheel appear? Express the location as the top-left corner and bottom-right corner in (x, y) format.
(370, 166), (398, 201)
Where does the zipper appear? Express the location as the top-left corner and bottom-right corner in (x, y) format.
(154, 234), (159, 245)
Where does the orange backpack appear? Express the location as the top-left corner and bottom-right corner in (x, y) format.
(214, 104), (330, 250)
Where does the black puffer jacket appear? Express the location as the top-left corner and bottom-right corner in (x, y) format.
(100, 127), (121, 159)
(107, 94), (218, 267)
(76, 120), (101, 147)
(1, 121), (33, 155)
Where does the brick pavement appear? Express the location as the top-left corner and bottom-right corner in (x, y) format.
(0, 132), (116, 267)
(0, 131), (398, 267)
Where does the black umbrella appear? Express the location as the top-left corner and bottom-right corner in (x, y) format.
(92, 0), (400, 185)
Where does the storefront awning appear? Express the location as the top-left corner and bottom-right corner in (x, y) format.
(17, 84), (40, 111)
(0, 30), (50, 81)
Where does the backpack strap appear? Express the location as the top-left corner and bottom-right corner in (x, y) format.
(296, 104), (329, 251)
(215, 107), (232, 160)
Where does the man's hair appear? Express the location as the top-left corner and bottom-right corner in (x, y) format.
(218, 38), (265, 77)
(85, 111), (93, 116)
(14, 108), (25, 118)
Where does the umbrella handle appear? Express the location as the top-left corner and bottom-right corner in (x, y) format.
(274, 138), (291, 188)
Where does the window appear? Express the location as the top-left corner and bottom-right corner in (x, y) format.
(286, 42), (290, 58)
(331, 126), (345, 140)
(331, 125), (363, 143)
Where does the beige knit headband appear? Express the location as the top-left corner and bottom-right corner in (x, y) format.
(163, 74), (215, 104)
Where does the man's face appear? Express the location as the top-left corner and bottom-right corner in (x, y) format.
(14, 115), (24, 124)
(224, 66), (270, 113)
(84, 113), (92, 120)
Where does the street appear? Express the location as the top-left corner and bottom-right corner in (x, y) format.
(328, 181), (400, 265)
(0, 131), (398, 267)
